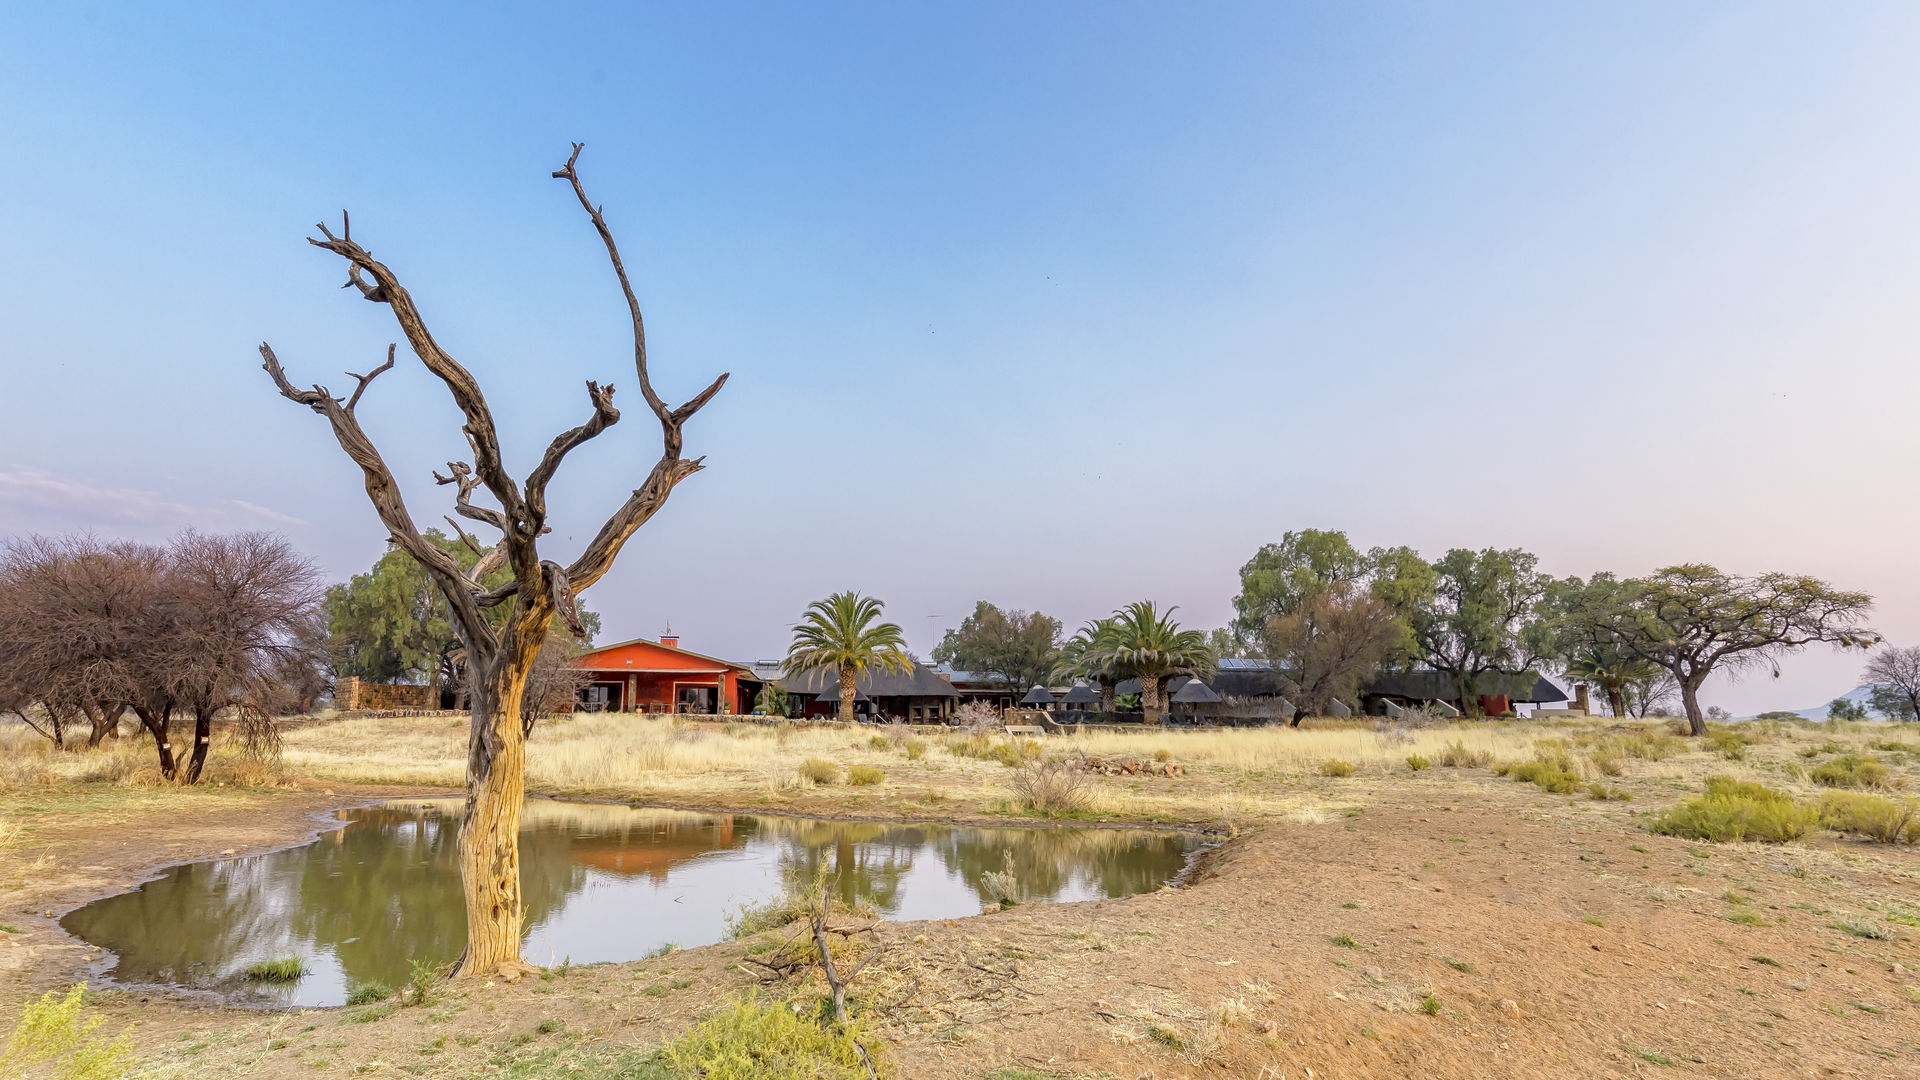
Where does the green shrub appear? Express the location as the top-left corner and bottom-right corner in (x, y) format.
(0, 984), (134, 1080)
(1588, 749), (1625, 777)
(725, 895), (810, 939)
(345, 981), (394, 1006)
(1818, 791), (1918, 844)
(1588, 783), (1631, 801)
(1435, 740), (1491, 768)
(867, 735), (889, 751)
(1420, 995), (1441, 1015)
(1405, 754), (1430, 772)
(242, 956), (305, 982)
(846, 764), (885, 786)
(1831, 919), (1892, 940)
(1651, 778), (1817, 843)
(798, 758), (840, 786)
(1800, 741), (1844, 758)
(657, 992), (886, 1080)
(1496, 759), (1580, 794)
(1809, 754), (1891, 790)
(405, 958), (440, 1007)
(1152, 748), (1172, 762)
(1707, 730), (1750, 760)
(1321, 759), (1355, 778)
(902, 739), (927, 761)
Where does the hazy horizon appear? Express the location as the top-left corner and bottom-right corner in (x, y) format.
(4, 3), (1917, 714)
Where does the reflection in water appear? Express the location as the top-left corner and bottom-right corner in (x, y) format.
(61, 799), (1205, 1007)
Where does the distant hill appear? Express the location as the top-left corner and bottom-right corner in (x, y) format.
(1738, 684), (1887, 722)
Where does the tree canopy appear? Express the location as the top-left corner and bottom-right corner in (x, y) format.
(1402, 547), (1546, 715)
(1230, 529), (1370, 640)
(931, 601), (1061, 691)
(1554, 564), (1875, 735)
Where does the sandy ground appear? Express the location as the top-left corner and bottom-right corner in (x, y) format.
(2, 741), (1918, 1078)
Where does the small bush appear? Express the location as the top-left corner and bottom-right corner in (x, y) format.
(1405, 754), (1430, 772)
(1707, 730), (1750, 760)
(847, 764), (885, 786)
(0, 983), (134, 1080)
(1010, 760), (1092, 816)
(726, 895), (809, 939)
(1436, 740), (1492, 768)
(344, 981), (394, 1006)
(902, 738), (927, 761)
(1588, 750), (1624, 777)
(1321, 758), (1355, 778)
(1831, 919), (1892, 940)
(1801, 741), (1844, 758)
(1420, 995), (1441, 1015)
(405, 958), (440, 1007)
(1810, 754), (1891, 790)
(981, 851), (1021, 909)
(1496, 759), (1580, 794)
(1622, 731), (1683, 761)
(1818, 791), (1918, 844)
(1651, 778), (1818, 843)
(1588, 783), (1631, 801)
(798, 758), (840, 786)
(1152, 747), (1172, 762)
(1330, 934), (1359, 948)
(867, 735), (890, 751)
(242, 956), (305, 983)
(658, 992), (885, 1080)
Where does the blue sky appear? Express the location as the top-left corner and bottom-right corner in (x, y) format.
(4, 3), (1917, 712)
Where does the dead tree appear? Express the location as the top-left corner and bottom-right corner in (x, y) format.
(260, 144), (726, 979)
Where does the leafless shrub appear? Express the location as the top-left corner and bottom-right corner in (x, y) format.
(955, 701), (1000, 733)
(1010, 758), (1092, 816)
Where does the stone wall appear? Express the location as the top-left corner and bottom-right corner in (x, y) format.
(336, 676), (435, 712)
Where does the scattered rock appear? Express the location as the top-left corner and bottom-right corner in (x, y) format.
(1362, 966), (1386, 984)
(1496, 999), (1523, 1019)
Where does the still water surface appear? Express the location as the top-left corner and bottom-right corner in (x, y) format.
(62, 798), (1206, 1006)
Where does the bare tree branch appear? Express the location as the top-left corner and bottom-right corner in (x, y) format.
(259, 342), (492, 662)
(306, 217), (531, 537)
(525, 380), (620, 521)
(345, 344), (397, 412)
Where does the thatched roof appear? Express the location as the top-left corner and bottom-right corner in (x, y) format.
(1059, 684), (1100, 705)
(1020, 686), (1056, 705)
(780, 663), (960, 699)
(1170, 679), (1221, 704)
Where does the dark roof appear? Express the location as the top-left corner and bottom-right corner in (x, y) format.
(1059, 684), (1100, 704)
(780, 663), (960, 700)
(1115, 669), (1286, 699)
(1170, 679), (1221, 704)
(1361, 670), (1568, 704)
(1019, 686), (1056, 705)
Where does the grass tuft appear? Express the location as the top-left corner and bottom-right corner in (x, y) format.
(1650, 777), (1817, 843)
(1320, 759), (1355, 778)
(655, 991), (886, 1079)
(242, 956), (305, 983)
(846, 764), (885, 787)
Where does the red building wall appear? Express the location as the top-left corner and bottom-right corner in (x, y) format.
(571, 639), (747, 713)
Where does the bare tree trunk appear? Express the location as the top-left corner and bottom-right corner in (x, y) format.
(838, 666), (856, 725)
(1605, 686), (1626, 720)
(87, 704), (124, 748)
(1455, 672), (1475, 717)
(131, 703), (177, 780)
(1679, 677), (1707, 737)
(183, 705), (216, 784)
(455, 653), (531, 978)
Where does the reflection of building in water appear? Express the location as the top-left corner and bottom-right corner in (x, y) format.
(569, 816), (736, 879)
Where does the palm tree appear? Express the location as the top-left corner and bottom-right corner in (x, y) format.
(1106, 601), (1214, 719)
(1054, 617), (1124, 711)
(784, 591), (913, 724)
(1564, 644), (1660, 720)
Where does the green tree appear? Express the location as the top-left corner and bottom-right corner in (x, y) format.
(931, 601), (1062, 692)
(1559, 565), (1875, 736)
(1827, 696), (1867, 721)
(1104, 601), (1213, 721)
(785, 592), (913, 724)
(1538, 574), (1662, 718)
(1231, 529), (1369, 640)
(1404, 548), (1546, 716)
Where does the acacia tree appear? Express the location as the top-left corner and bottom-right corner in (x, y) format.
(260, 145), (726, 979)
(1864, 645), (1920, 722)
(1565, 565), (1875, 736)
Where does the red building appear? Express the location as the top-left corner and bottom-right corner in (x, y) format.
(569, 632), (761, 715)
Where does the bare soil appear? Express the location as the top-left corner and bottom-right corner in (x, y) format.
(3, 768), (1918, 1078)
